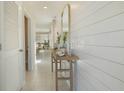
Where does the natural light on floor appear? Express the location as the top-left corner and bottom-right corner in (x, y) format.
(35, 59), (42, 64)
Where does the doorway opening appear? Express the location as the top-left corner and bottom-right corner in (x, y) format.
(24, 16), (29, 71)
(35, 32), (50, 64)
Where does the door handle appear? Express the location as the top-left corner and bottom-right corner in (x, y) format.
(19, 49), (23, 52)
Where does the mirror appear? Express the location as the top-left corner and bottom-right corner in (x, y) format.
(61, 4), (71, 55)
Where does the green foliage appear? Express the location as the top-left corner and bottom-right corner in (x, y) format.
(63, 32), (68, 43)
(57, 35), (61, 44)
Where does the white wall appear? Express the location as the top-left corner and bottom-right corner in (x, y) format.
(49, 16), (62, 49)
(36, 33), (49, 43)
(49, 24), (54, 48)
(30, 20), (36, 71)
(70, 1), (124, 90)
(16, 2), (36, 89)
(49, 19), (56, 48)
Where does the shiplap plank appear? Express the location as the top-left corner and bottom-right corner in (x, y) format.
(72, 12), (124, 37)
(82, 30), (124, 47)
(82, 46), (124, 64)
(76, 61), (124, 90)
(76, 66), (110, 90)
(72, 2), (124, 31)
(80, 54), (124, 82)
(72, 2), (110, 26)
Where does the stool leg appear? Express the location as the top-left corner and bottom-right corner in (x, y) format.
(55, 60), (58, 91)
(52, 61), (53, 72)
(59, 60), (62, 70)
(70, 61), (73, 91)
(51, 56), (53, 72)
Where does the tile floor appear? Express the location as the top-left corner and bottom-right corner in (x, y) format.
(22, 50), (69, 91)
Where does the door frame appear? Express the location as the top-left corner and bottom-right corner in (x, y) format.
(16, 3), (33, 89)
(24, 15), (29, 71)
(23, 9), (32, 71)
(16, 3), (33, 90)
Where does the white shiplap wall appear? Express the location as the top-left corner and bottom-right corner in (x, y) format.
(70, 2), (124, 90)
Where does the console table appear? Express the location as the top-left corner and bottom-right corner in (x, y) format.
(51, 49), (79, 91)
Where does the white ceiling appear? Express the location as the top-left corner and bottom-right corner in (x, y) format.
(22, 1), (67, 32)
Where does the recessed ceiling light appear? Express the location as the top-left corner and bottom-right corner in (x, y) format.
(43, 6), (48, 9)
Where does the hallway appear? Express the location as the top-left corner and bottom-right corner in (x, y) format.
(1, 1), (124, 91)
(22, 50), (69, 91)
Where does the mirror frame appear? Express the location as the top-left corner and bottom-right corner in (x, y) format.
(61, 4), (71, 55)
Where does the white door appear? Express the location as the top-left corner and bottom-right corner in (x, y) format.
(0, 2), (21, 90)
(0, 1), (2, 90)
(0, 1), (5, 90)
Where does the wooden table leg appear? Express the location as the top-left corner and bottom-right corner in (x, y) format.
(70, 61), (73, 91)
(55, 59), (58, 91)
(51, 57), (53, 72)
(60, 60), (61, 70)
